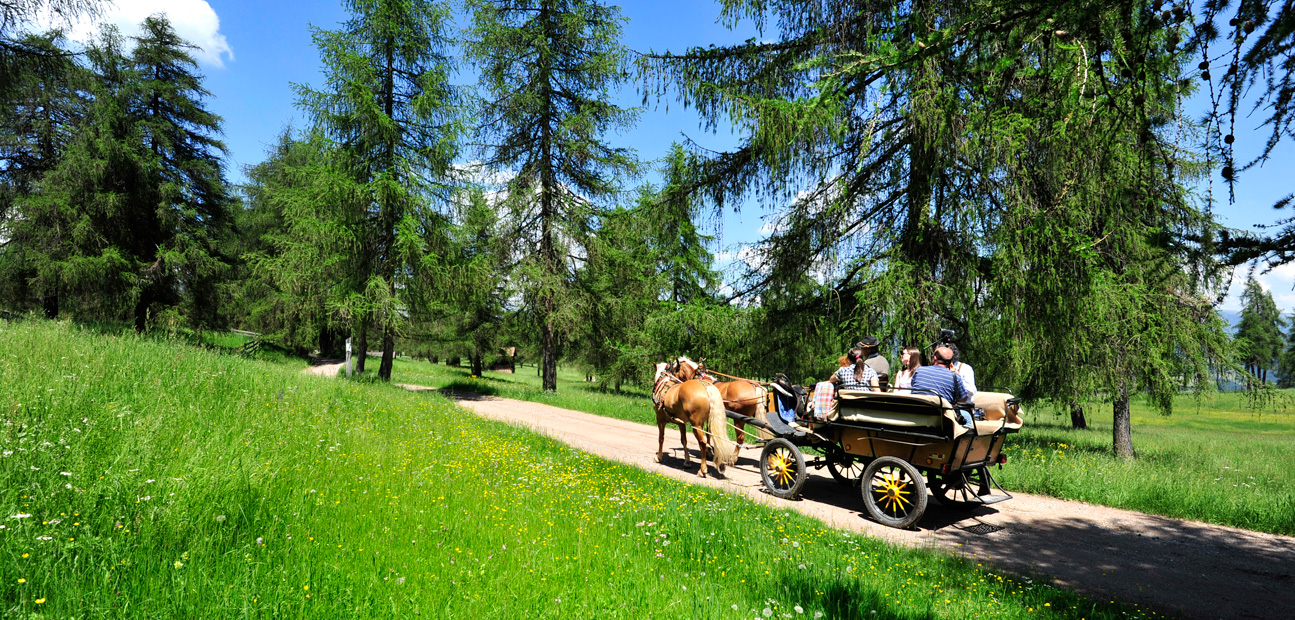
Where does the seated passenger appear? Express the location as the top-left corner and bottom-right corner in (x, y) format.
(910, 345), (975, 428)
(892, 346), (923, 390)
(830, 347), (879, 391)
(947, 343), (978, 393)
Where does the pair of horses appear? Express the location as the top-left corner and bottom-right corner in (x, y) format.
(651, 356), (765, 477)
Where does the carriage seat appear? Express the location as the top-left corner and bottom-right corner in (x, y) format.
(971, 391), (1024, 431)
(836, 389), (950, 431)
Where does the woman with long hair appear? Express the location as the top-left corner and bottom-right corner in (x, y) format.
(892, 346), (924, 390)
(830, 347), (879, 391)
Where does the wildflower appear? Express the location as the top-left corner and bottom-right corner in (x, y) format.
(215, 515), (226, 522)
(303, 585), (309, 591)
(60, 472), (71, 476)
(795, 606), (804, 614)
(35, 598), (45, 604)
(174, 560), (184, 569)
(256, 537), (264, 546)
(10, 513), (32, 519)
(764, 609), (774, 618)
(17, 578), (25, 583)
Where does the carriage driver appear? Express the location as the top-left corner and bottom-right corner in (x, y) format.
(910, 345), (976, 429)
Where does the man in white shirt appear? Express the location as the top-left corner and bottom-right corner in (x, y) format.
(948, 343), (977, 393)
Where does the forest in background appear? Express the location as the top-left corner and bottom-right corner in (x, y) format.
(4, 0), (1295, 458)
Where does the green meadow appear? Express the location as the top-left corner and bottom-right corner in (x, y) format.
(0, 320), (1162, 619)
(387, 358), (1295, 536)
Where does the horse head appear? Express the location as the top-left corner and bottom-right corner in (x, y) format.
(653, 362), (669, 383)
(676, 356), (699, 381)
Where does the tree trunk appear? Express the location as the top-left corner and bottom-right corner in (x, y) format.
(355, 319), (368, 373)
(133, 287), (151, 332)
(42, 289), (58, 320)
(471, 350), (483, 377)
(1069, 401), (1088, 430)
(1113, 377), (1136, 459)
(378, 322), (394, 381)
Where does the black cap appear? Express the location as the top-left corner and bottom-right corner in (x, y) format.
(857, 336), (880, 348)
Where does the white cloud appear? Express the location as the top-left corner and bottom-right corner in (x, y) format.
(1220, 262), (1295, 315)
(29, 0), (233, 68)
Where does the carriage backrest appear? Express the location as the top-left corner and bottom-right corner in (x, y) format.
(836, 389), (951, 430)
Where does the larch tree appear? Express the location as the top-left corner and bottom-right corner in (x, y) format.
(467, 0), (638, 392)
(297, 0), (465, 381)
(641, 0), (1230, 457)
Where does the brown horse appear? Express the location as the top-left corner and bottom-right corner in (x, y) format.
(652, 362), (737, 477)
(675, 357), (766, 446)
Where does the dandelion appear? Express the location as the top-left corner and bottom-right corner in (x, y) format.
(764, 608), (774, 618)
(795, 606), (804, 614)
(35, 598), (45, 604)
(256, 537), (264, 546)
(17, 578), (25, 583)
(303, 585), (309, 591)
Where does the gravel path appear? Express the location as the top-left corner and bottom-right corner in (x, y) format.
(302, 366), (1295, 620)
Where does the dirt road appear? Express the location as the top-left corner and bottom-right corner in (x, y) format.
(303, 365), (1295, 619)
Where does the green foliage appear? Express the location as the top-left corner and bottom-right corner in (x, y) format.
(0, 18), (233, 330)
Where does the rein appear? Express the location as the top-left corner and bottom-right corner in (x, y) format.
(704, 369), (768, 386)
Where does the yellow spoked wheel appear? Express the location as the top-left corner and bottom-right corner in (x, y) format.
(759, 438), (806, 499)
(861, 456), (928, 529)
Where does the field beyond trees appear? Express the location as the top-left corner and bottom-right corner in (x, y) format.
(1, 320), (1174, 619)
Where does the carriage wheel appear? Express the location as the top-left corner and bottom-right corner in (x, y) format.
(826, 450), (865, 487)
(760, 438), (806, 499)
(861, 457), (928, 529)
(929, 467), (990, 508)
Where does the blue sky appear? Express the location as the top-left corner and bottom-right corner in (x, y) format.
(30, 0), (1294, 315)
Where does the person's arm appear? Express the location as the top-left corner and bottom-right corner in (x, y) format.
(960, 364), (978, 393)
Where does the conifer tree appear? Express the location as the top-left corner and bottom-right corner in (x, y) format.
(4, 19), (231, 328)
(467, 0), (638, 391)
(297, 0), (465, 380)
(1235, 279), (1284, 384)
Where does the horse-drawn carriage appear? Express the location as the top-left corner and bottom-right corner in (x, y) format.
(656, 359), (1024, 529)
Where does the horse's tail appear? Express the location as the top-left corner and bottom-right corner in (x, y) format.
(705, 383), (737, 467)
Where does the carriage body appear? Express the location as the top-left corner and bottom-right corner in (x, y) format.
(748, 387), (1023, 529)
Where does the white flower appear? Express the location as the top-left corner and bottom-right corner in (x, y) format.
(9, 513), (32, 519)
(764, 609), (774, 618)
(732, 605), (740, 611)
(65, 484), (72, 489)
(814, 613), (824, 619)
(256, 537), (264, 546)
(215, 515), (226, 522)
(795, 605), (804, 614)
(36, 535), (52, 540)
(395, 576), (405, 585)
(1, 451), (11, 457)
(48, 518), (61, 525)
(146, 479), (155, 483)
(60, 472), (72, 476)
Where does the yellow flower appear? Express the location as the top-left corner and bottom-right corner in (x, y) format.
(21, 553), (28, 558)
(303, 585), (309, 591)
(35, 598), (46, 604)
(17, 578), (25, 583)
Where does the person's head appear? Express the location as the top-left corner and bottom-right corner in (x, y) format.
(903, 347), (924, 370)
(932, 346), (954, 367)
(947, 342), (961, 364)
(846, 347), (864, 365)
(847, 347), (867, 383)
(838, 355), (850, 368)
(856, 336), (880, 356)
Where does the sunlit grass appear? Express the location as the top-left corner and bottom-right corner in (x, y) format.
(0, 320), (1154, 618)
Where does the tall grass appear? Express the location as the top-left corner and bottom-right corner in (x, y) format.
(0, 321), (1155, 619)
(998, 396), (1295, 535)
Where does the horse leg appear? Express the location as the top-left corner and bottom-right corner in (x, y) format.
(735, 420), (747, 447)
(678, 423), (690, 466)
(656, 421), (665, 463)
(693, 425), (709, 478)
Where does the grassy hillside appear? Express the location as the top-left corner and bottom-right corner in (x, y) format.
(386, 359), (1295, 536)
(0, 321), (1154, 619)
